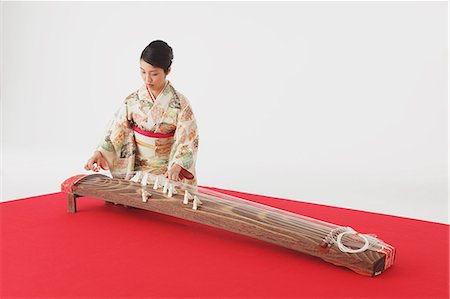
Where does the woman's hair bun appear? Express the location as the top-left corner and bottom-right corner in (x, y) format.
(140, 40), (174, 73)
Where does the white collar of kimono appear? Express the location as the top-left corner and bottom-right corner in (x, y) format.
(147, 80), (170, 103)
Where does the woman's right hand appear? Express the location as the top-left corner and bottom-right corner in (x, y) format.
(84, 151), (109, 172)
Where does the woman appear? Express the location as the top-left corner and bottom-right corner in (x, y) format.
(84, 40), (199, 185)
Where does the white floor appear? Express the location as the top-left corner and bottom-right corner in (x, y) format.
(2, 2), (447, 226)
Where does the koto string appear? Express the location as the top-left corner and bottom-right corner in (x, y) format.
(80, 173), (376, 251)
(66, 171), (396, 276)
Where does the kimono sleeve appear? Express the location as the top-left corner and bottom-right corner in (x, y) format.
(95, 99), (136, 179)
(168, 96), (199, 179)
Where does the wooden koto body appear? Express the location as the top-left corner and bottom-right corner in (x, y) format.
(61, 173), (395, 276)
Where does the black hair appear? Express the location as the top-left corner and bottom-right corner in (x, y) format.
(140, 40), (174, 74)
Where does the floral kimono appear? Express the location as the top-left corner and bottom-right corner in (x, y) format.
(96, 80), (199, 185)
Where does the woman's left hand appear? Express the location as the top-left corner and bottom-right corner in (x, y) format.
(165, 164), (183, 181)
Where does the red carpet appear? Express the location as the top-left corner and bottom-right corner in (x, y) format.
(1, 187), (449, 298)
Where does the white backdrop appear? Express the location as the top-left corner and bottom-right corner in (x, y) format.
(2, 1), (448, 224)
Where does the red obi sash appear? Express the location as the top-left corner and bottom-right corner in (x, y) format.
(133, 124), (175, 138)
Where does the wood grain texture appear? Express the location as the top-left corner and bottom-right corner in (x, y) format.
(67, 193), (77, 213)
(63, 174), (395, 276)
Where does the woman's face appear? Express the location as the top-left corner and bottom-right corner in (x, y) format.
(140, 59), (170, 90)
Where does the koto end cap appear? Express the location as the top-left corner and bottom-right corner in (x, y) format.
(61, 174), (89, 193)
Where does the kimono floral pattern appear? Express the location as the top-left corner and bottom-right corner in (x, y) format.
(96, 81), (199, 185)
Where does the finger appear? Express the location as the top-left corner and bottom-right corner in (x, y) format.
(100, 158), (109, 170)
(174, 172), (181, 181)
(87, 159), (94, 170)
